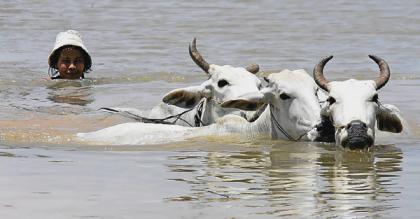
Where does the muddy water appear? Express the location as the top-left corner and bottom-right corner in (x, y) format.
(1, 0), (420, 218)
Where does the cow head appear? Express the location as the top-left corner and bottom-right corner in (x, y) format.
(314, 55), (403, 149)
(222, 69), (325, 141)
(162, 38), (262, 109)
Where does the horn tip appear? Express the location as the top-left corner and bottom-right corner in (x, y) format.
(319, 55), (333, 63)
(247, 63), (259, 72)
(189, 38), (197, 53)
(368, 54), (385, 64)
(325, 55), (333, 60)
(191, 38), (197, 47)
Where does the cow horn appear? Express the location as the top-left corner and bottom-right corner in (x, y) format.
(369, 55), (390, 90)
(189, 38), (210, 74)
(313, 55), (333, 91)
(245, 63), (259, 74)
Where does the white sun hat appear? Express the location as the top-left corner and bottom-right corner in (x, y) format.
(48, 30), (92, 70)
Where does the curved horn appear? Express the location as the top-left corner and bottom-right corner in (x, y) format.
(313, 55), (333, 91)
(245, 63), (259, 74)
(189, 38), (210, 74)
(369, 55), (390, 90)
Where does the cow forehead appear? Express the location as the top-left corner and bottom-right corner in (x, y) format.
(209, 64), (259, 83)
(269, 69), (317, 91)
(329, 79), (376, 99)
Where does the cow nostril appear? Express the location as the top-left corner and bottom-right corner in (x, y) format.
(347, 120), (368, 130)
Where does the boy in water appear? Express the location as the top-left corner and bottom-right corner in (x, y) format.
(48, 30), (92, 79)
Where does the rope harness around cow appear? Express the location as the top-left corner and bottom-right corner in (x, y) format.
(101, 99), (207, 127)
(269, 105), (308, 141)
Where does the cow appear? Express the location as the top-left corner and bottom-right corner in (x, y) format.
(101, 38), (261, 127)
(220, 69), (335, 142)
(313, 55), (404, 149)
(77, 69), (335, 145)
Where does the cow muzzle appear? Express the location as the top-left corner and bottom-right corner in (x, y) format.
(341, 120), (374, 149)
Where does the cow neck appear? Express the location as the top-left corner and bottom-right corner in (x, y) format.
(247, 104), (271, 134)
(204, 98), (247, 126)
(269, 105), (309, 141)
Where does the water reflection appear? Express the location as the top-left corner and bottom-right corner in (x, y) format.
(317, 145), (403, 218)
(165, 143), (402, 218)
(46, 79), (94, 106)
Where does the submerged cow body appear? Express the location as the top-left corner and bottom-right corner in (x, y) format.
(313, 55), (404, 149)
(103, 38), (261, 127)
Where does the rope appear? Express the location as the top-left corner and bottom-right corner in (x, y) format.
(269, 105), (310, 141)
(100, 99), (207, 127)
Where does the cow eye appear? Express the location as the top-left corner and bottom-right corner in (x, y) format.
(327, 96), (336, 104)
(280, 93), (290, 100)
(371, 94), (379, 102)
(218, 79), (229, 88)
(264, 77), (270, 83)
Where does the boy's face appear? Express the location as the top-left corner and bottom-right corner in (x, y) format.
(56, 47), (85, 79)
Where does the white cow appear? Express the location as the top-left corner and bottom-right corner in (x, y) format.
(102, 38), (261, 127)
(77, 69), (335, 145)
(221, 69), (334, 142)
(313, 55), (404, 149)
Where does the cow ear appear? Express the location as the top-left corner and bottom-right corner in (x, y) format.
(162, 85), (209, 108)
(221, 92), (265, 111)
(376, 104), (403, 133)
(221, 99), (263, 111)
